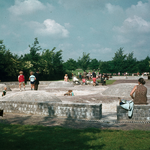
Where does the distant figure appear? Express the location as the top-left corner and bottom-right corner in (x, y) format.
(64, 90), (74, 96)
(79, 73), (82, 80)
(83, 70), (87, 79)
(101, 75), (106, 86)
(29, 71), (36, 90)
(92, 72), (96, 86)
(18, 71), (25, 91)
(34, 70), (39, 90)
(64, 74), (69, 82)
(73, 76), (80, 84)
(82, 78), (87, 85)
(2, 87), (7, 97)
(130, 78), (147, 104)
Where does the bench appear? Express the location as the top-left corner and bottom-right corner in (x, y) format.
(117, 105), (150, 121)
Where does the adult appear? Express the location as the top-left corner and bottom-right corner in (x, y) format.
(101, 75), (106, 86)
(83, 70), (87, 79)
(130, 78), (147, 104)
(34, 70), (39, 90)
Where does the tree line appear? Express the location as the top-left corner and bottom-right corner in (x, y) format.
(0, 38), (150, 81)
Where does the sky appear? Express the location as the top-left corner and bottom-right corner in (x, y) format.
(0, 0), (150, 62)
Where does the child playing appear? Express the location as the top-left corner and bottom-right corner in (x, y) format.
(18, 71), (25, 91)
(2, 87), (7, 97)
(29, 71), (36, 90)
(64, 74), (69, 82)
(92, 72), (96, 86)
(82, 78), (87, 85)
(64, 90), (74, 96)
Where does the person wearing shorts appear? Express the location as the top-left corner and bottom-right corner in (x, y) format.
(18, 71), (25, 91)
(29, 71), (36, 90)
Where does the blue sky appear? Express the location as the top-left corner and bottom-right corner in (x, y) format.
(0, 0), (150, 62)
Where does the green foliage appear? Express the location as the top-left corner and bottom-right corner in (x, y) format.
(89, 58), (99, 70)
(0, 40), (20, 81)
(77, 52), (90, 70)
(40, 48), (64, 80)
(0, 39), (150, 82)
(63, 58), (77, 71)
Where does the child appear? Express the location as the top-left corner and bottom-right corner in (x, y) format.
(64, 74), (69, 82)
(18, 71), (25, 91)
(82, 78), (87, 85)
(29, 71), (36, 90)
(92, 72), (96, 86)
(64, 90), (74, 96)
(2, 87), (7, 97)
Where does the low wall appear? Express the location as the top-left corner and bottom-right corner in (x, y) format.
(109, 76), (148, 80)
(0, 101), (102, 120)
(117, 105), (150, 121)
(0, 81), (52, 86)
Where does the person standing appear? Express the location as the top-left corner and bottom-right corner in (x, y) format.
(34, 70), (39, 90)
(29, 71), (36, 90)
(18, 71), (25, 91)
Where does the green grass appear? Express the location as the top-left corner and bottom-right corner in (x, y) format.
(106, 80), (116, 85)
(0, 124), (150, 150)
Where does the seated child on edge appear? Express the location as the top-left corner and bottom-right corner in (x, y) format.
(2, 87), (7, 97)
(64, 90), (74, 96)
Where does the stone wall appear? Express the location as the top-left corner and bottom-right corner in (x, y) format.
(117, 105), (150, 121)
(0, 101), (102, 120)
(109, 76), (148, 80)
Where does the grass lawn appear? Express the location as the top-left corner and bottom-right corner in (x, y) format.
(0, 124), (150, 150)
(106, 80), (116, 85)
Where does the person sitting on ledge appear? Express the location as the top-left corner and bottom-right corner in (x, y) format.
(130, 78), (147, 105)
(2, 87), (7, 97)
(64, 90), (74, 96)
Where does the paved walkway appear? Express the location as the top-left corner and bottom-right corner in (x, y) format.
(0, 112), (150, 130)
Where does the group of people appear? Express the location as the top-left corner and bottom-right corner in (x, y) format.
(18, 70), (39, 91)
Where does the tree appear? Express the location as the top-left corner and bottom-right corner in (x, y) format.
(89, 58), (99, 70)
(137, 56), (150, 73)
(0, 40), (20, 81)
(125, 52), (137, 73)
(28, 37), (42, 70)
(40, 47), (64, 80)
(63, 58), (77, 71)
(77, 52), (90, 70)
(112, 47), (127, 73)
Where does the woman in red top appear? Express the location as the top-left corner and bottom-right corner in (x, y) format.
(18, 71), (25, 91)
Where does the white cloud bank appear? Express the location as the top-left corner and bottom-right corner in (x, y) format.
(114, 16), (150, 34)
(8, 0), (46, 16)
(29, 19), (69, 38)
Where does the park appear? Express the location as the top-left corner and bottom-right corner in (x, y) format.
(0, 73), (150, 149)
(1, 39), (150, 149)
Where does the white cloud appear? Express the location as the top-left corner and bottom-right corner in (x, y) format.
(8, 0), (46, 16)
(126, 0), (150, 19)
(28, 19), (69, 38)
(113, 16), (150, 34)
(105, 3), (124, 14)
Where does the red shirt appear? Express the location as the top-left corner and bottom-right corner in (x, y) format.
(18, 74), (25, 82)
